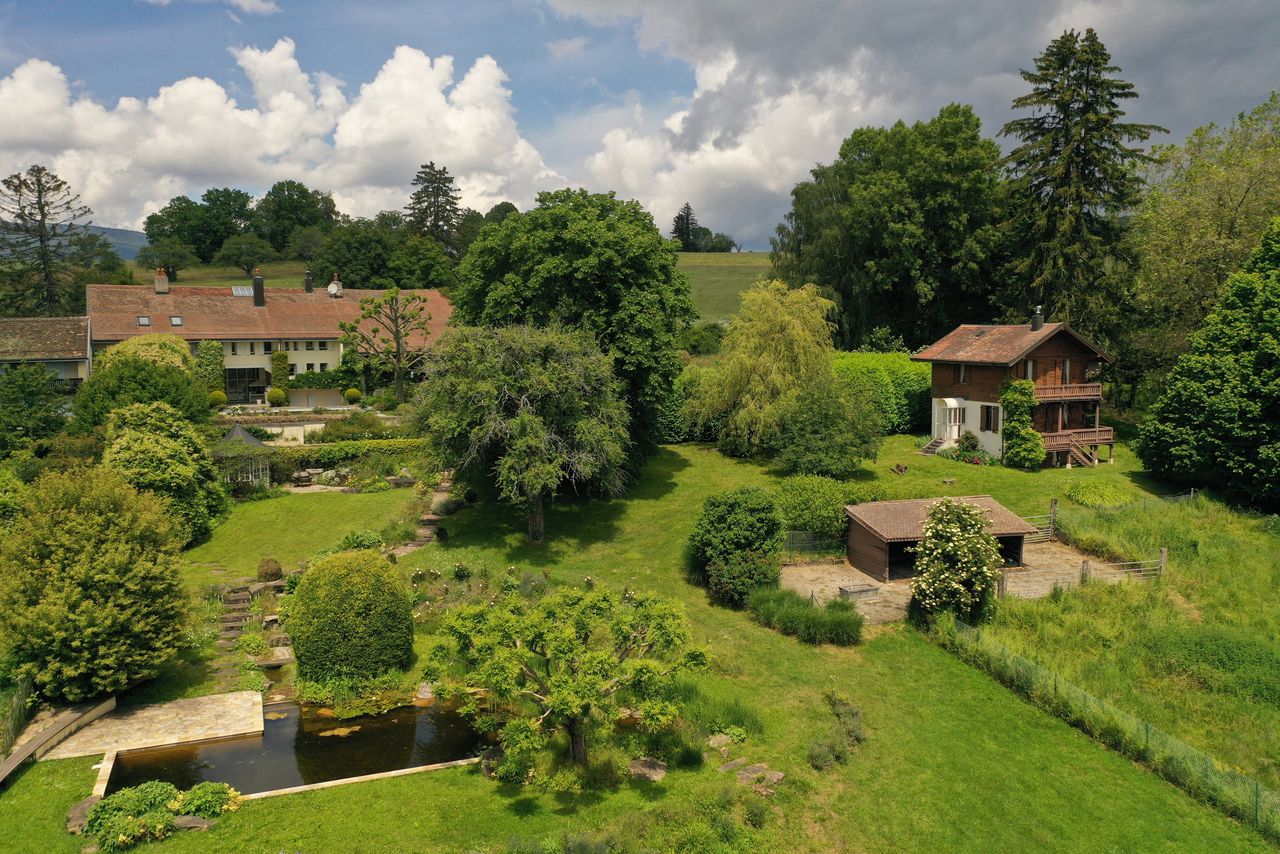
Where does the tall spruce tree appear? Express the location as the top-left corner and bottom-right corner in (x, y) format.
(405, 162), (462, 251)
(1000, 28), (1164, 327)
(671, 202), (699, 251)
(0, 165), (93, 315)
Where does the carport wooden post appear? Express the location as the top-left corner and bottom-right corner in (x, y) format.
(1049, 498), (1058, 540)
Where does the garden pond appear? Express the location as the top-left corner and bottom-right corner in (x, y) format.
(106, 702), (481, 796)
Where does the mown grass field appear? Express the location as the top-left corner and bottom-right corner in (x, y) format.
(1, 439), (1268, 851)
(677, 251), (772, 320)
(127, 259), (311, 288)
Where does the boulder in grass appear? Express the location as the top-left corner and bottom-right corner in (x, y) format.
(66, 796), (101, 834)
(628, 757), (667, 783)
(174, 815), (214, 831)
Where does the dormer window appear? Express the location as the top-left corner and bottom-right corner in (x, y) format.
(170, 316), (183, 326)
(137, 316), (151, 326)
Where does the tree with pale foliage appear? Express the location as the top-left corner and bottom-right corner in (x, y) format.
(413, 325), (629, 542)
(910, 498), (1002, 624)
(431, 586), (705, 780)
(0, 164), (93, 315)
(338, 287), (433, 404)
(686, 280), (835, 456)
(97, 333), (196, 374)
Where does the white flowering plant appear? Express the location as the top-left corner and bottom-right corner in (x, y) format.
(909, 498), (1002, 624)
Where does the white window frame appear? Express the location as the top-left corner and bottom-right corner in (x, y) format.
(137, 316), (151, 327)
(169, 316), (182, 326)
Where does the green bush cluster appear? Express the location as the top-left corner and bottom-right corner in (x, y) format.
(772, 475), (881, 538)
(266, 386), (288, 407)
(1064, 480), (1132, 508)
(257, 557), (283, 582)
(85, 781), (239, 851)
(831, 351), (930, 434)
(289, 549), (412, 681)
(207, 389), (228, 408)
(745, 589), (864, 645)
(687, 488), (784, 585)
(305, 411), (402, 443)
(705, 552), (781, 607)
(678, 321), (726, 355)
(194, 340), (224, 393)
(937, 446), (1001, 466)
(338, 529), (384, 551)
(343, 387), (363, 404)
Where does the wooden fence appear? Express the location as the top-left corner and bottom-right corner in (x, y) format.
(1022, 498), (1058, 543)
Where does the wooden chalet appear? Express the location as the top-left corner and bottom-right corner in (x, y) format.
(911, 308), (1114, 467)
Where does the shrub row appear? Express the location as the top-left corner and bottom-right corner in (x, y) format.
(269, 438), (433, 481)
(745, 588), (864, 645)
(832, 352), (930, 434)
(85, 781), (239, 852)
(773, 475), (887, 539)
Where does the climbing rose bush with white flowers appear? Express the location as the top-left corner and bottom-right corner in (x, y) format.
(909, 498), (1002, 624)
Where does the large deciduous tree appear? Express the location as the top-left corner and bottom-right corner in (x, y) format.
(432, 587), (703, 776)
(413, 325), (629, 541)
(405, 161), (462, 251)
(338, 287), (434, 404)
(455, 189), (695, 456)
(0, 363), (66, 457)
(0, 165), (93, 315)
(213, 233), (278, 277)
(145, 188), (253, 264)
(0, 468), (186, 702)
(772, 104), (1005, 348)
(1125, 93), (1280, 390)
(136, 236), (200, 281)
(1136, 260), (1280, 509)
(685, 281), (834, 456)
(313, 217), (403, 289)
(252, 179), (337, 252)
(999, 28), (1164, 328)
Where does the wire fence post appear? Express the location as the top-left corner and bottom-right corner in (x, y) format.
(998, 569), (1007, 598)
(1081, 560), (1091, 585)
(1049, 497), (1058, 540)
(1158, 547), (1167, 578)
(1256, 781), (1262, 828)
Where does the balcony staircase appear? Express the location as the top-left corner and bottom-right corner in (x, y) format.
(921, 438), (945, 456)
(1066, 437), (1096, 468)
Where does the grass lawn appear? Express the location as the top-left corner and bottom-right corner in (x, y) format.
(181, 489), (415, 588)
(677, 251), (772, 321)
(127, 259), (310, 289)
(2, 440), (1269, 850)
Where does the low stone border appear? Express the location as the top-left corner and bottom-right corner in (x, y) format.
(92, 750), (116, 797)
(240, 756), (480, 801)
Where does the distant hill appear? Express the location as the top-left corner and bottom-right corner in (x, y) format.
(90, 225), (148, 260)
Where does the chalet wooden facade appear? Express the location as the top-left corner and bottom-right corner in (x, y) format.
(911, 308), (1114, 467)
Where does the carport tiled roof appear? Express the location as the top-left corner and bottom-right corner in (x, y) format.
(911, 323), (1110, 365)
(85, 284), (452, 345)
(844, 495), (1038, 542)
(0, 316), (89, 361)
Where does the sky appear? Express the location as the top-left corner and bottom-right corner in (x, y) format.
(1, 0), (1277, 248)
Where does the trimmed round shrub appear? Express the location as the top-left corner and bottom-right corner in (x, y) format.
(266, 387), (288, 407)
(687, 487), (784, 582)
(289, 550), (413, 681)
(343, 387), (363, 404)
(705, 552), (780, 607)
(1064, 480), (1132, 509)
(257, 557), (283, 582)
(208, 389), (228, 408)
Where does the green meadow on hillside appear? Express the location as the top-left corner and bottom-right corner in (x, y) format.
(677, 251), (772, 320)
(2, 439), (1270, 851)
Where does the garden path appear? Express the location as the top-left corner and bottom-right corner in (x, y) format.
(388, 472), (453, 559)
(43, 691), (263, 759)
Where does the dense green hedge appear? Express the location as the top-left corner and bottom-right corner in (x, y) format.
(832, 352), (930, 434)
(289, 550), (413, 681)
(270, 438), (432, 480)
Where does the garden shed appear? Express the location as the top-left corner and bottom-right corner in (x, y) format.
(844, 496), (1038, 582)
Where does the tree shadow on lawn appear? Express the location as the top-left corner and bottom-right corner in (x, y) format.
(119, 644), (217, 707)
(437, 448), (693, 566)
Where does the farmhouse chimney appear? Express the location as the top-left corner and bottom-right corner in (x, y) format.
(252, 268), (265, 307)
(153, 268), (170, 294)
(1031, 305), (1043, 331)
(304, 269), (314, 293)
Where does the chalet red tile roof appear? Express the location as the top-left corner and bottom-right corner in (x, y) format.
(844, 495), (1038, 543)
(85, 284), (452, 347)
(0, 316), (89, 361)
(911, 323), (1110, 365)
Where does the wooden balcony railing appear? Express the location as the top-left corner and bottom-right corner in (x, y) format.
(1034, 382), (1102, 401)
(1041, 427), (1114, 450)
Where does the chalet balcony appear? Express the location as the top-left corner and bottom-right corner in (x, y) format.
(1034, 382), (1102, 402)
(1041, 427), (1114, 450)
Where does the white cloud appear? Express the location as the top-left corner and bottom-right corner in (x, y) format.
(0, 38), (561, 228)
(546, 37), (589, 60)
(227, 0), (280, 13)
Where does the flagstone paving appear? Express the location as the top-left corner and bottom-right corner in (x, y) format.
(44, 691), (263, 759)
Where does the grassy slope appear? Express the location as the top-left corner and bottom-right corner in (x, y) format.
(677, 252), (772, 321)
(127, 259), (310, 289)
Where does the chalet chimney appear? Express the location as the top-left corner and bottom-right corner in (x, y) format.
(1031, 305), (1043, 331)
(304, 269), (314, 293)
(252, 268), (266, 307)
(153, 268), (170, 294)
